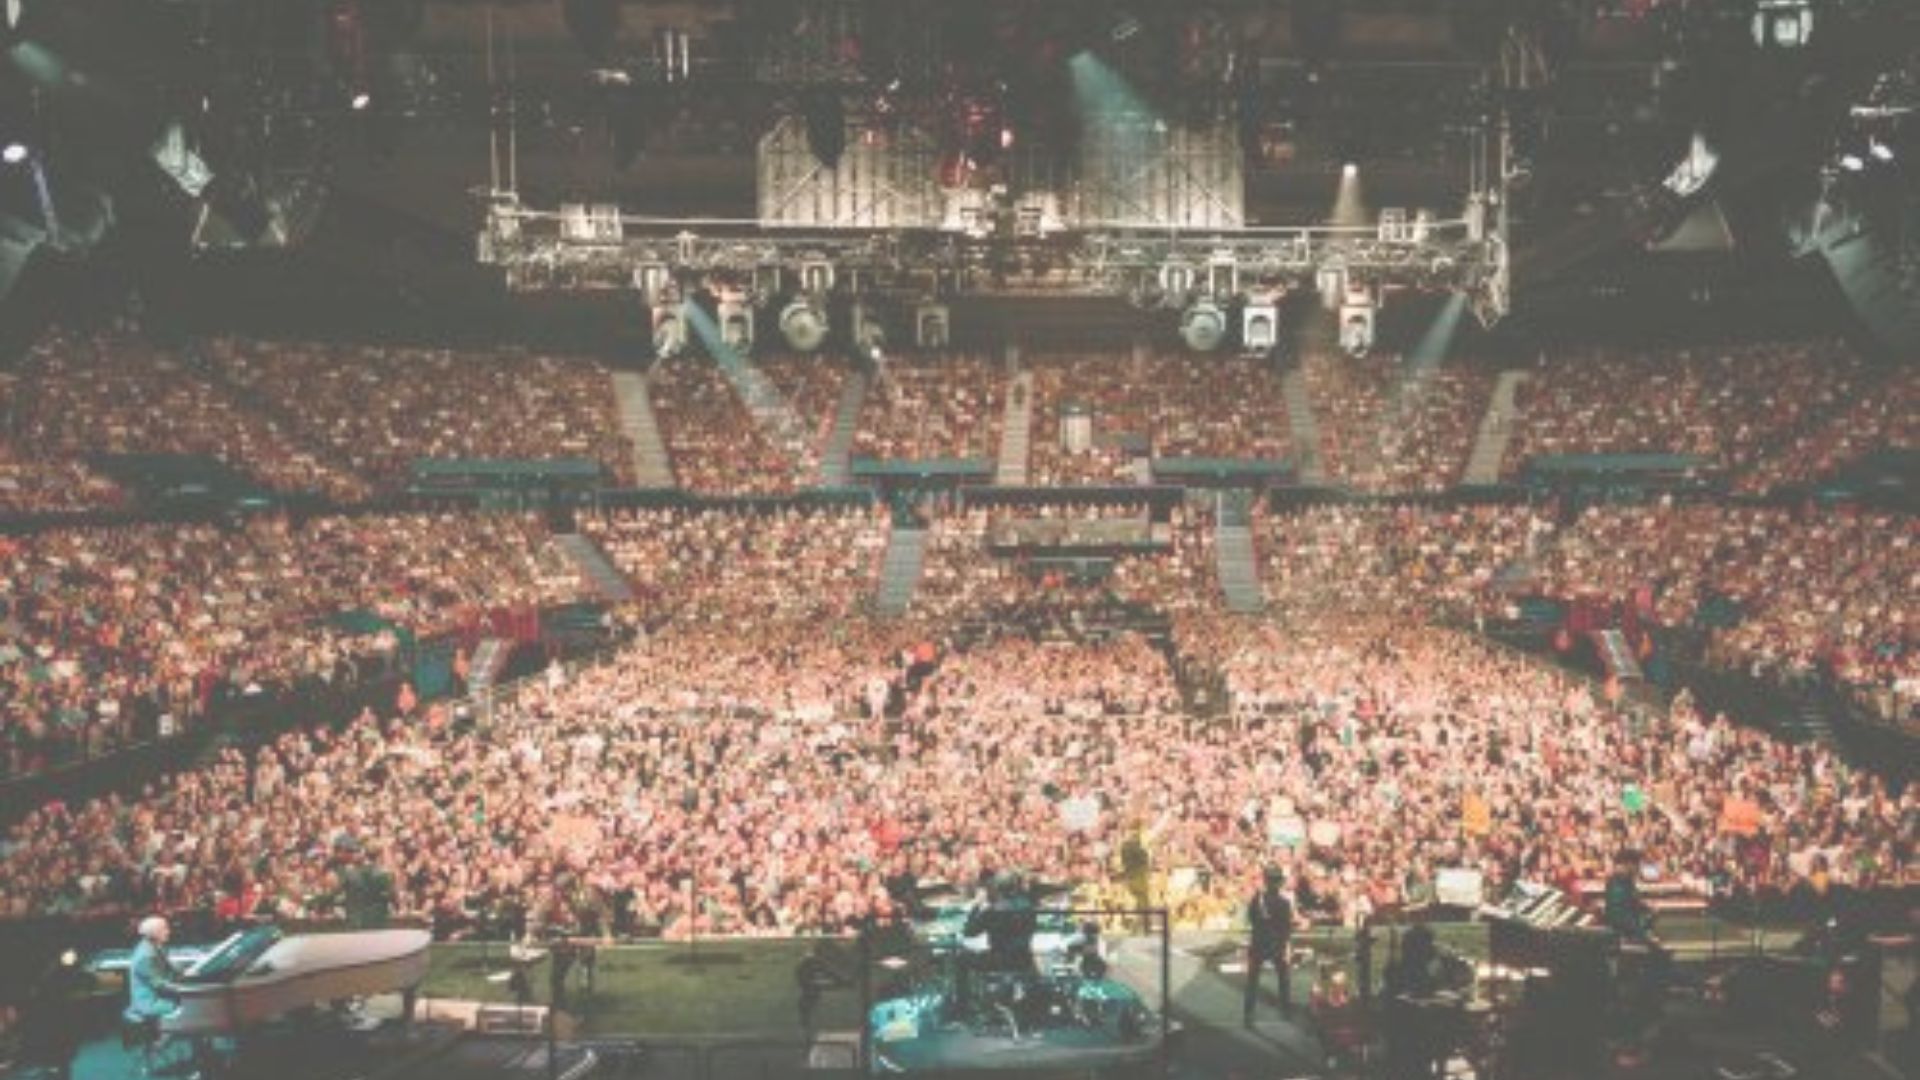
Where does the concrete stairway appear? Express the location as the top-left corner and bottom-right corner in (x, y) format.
(1280, 369), (1326, 485)
(1217, 521), (1265, 614)
(1591, 628), (1644, 682)
(1462, 371), (1530, 486)
(467, 638), (512, 695)
(610, 372), (677, 488)
(818, 372), (869, 487)
(552, 534), (635, 604)
(995, 371), (1035, 486)
(874, 526), (927, 616)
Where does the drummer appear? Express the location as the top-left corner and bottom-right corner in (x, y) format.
(965, 872), (1039, 975)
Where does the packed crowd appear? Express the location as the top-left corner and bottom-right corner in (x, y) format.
(1256, 503), (1554, 619)
(914, 501), (1218, 620)
(758, 353), (850, 458)
(1025, 351), (1296, 486)
(853, 352), (1006, 462)
(647, 356), (818, 494)
(1501, 340), (1871, 483)
(1302, 353), (1495, 493)
(0, 512), (579, 776)
(3, 617), (1906, 935)
(4, 333), (1906, 506)
(14, 331), (368, 503)
(1244, 499), (1916, 722)
(1538, 502), (1917, 706)
(204, 339), (637, 491)
(1736, 364), (1919, 494)
(0, 371), (125, 513)
(579, 504), (888, 621)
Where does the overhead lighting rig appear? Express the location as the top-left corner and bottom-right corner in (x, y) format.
(480, 202), (1509, 328)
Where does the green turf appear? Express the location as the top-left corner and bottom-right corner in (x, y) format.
(421, 939), (865, 1037)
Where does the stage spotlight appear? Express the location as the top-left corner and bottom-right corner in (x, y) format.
(1339, 286), (1377, 358)
(1, 142), (25, 165)
(1343, 162), (1358, 179)
(1839, 153), (1865, 173)
(1869, 140), (1894, 163)
(653, 307), (687, 359)
(779, 297), (829, 352)
(350, 91), (371, 111)
(1242, 300), (1279, 353)
(1752, 0), (1812, 49)
(1179, 300), (1227, 353)
(914, 301), (950, 349)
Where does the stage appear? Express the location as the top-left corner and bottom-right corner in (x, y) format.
(11, 916), (1909, 1080)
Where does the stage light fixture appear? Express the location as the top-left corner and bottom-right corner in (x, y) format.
(653, 307), (687, 359)
(351, 91), (372, 111)
(1752, 1), (1813, 49)
(1839, 153), (1865, 173)
(779, 297), (829, 352)
(1869, 140), (1894, 163)
(1, 142), (25, 165)
(1179, 300), (1227, 353)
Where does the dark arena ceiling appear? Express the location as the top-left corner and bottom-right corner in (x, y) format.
(0, 0), (1915, 350)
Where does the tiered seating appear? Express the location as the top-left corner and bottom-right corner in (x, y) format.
(1260, 504), (1551, 617)
(1027, 351), (1294, 486)
(647, 357), (805, 494)
(1543, 504), (1917, 699)
(16, 332), (368, 502)
(0, 371), (125, 513)
(1502, 340), (1869, 479)
(1738, 365), (1920, 492)
(757, 352), (850, 458)
(853, 351), (1005, 461)
(0, 512), (578, 775)
(204, 338), (636, 491)
(578, 505), (889, 621)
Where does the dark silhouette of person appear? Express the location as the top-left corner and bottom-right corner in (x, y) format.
(1243, 866), (1294, 1025)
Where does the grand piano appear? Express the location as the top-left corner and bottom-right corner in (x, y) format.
(88, 925), (433, 1035)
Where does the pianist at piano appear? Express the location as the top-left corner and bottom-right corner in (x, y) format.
(125, 917), (182, 1028)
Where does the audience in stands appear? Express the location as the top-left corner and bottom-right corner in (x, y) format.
(0, 327), (1912, 947)
(1503, 340), (1868, 483)
(1026, 351), (1295, 486)
(648, 356), (818, 494)
(1737, 365), (1919, 494)
(1302, 353), (1494, 493)
(579, 505), (887, 620)
(0, 512), (577, 776)
(204, 338), (636, 491)
(854, 352), (1005, 463)
(16, 332), (369, 502)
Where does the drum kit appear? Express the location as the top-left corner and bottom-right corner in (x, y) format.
(907, 881), (1144, 1040)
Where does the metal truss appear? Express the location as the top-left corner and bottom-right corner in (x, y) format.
(478, 196), (1510, 323)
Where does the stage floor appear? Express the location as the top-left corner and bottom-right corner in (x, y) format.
(16, 917), (1907, 1080)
